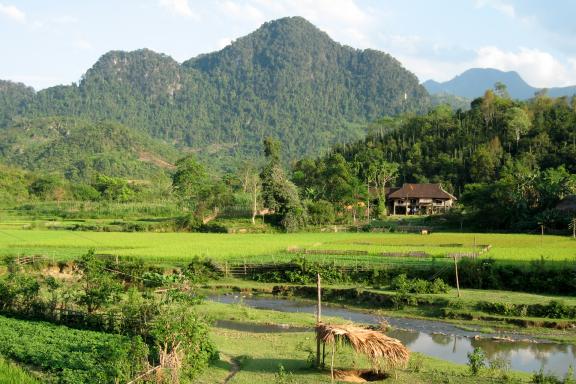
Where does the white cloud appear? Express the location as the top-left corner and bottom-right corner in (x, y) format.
(73, 38), (93, 50)
(220, 1), (265, 23)
(158, 0), (197, 18)
(475, 46), (576, 87)
(0, 3), (26, 23)
(475, 0), (515, 18)
(569, 58), (576, 72)
(52, 15), (79, 24)
(474, 0), (536, 25)
(395, 54), (472, 83)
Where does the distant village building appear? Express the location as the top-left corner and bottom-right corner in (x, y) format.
(387, 183), (456, 215)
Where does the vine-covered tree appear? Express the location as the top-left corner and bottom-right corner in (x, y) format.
(260, 138), (305, 231)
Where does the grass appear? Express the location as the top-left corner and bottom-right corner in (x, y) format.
(0, 357), (39, 384)
(0, 229), (574, 264)
(193, 301), (533, 384)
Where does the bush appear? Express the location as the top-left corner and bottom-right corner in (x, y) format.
(531, 368), (562, 384)
(467, 347), (486, 375)
(477, 300), (576, 319)
(70, 183), (101, 201)
(390, 274), (450, 294)
(306, 200), (336, 225)
(150, 306), (218, 380)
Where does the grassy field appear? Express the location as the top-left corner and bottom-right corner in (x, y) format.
(0, 357), (39, 384)
(194, 301), (533, 384)
(0, 229), (574, 264)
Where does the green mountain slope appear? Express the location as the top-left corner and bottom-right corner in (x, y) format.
(0, 17), (429, 167)
(0, 117), (178, 181)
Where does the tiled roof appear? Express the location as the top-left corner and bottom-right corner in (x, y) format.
(388, 183), (456, 200)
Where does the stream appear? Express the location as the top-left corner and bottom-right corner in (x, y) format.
(210, 294), (576, 376)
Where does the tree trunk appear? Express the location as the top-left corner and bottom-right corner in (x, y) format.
(366, 180), (370, 222)
(251, 193), (258, 225)
(202, 207), (219, 224)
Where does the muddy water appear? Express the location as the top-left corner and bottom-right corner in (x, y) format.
(210, 295), (576, 376)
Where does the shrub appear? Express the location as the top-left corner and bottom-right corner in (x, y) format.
(306, 200), (336, 225)
(70, 183), (101, 201)
(531, 368), (562, 384)
(150, 305), (218, 380)
(390, 274), (450, 294)
(467, 347), (486, 375)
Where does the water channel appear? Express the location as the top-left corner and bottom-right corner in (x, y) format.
(210, 294), (576, 376)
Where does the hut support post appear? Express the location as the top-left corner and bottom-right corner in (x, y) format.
(453, 256), (461, 298)
(330, 342), (335, 383)
(316, 273), (322, 368)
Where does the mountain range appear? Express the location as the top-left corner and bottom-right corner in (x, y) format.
(0, 16), (429, 179)
(423, 68), (576, 100)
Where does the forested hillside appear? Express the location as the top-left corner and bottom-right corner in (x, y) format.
(0, 117), (178, 181)
(0, 17), (428, 167)
(294, 90), (576, 229)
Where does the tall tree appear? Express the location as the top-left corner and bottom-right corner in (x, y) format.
(373, 161), (399, 217)
(172, 155), (229, 224)
(260, 138), (305, 231)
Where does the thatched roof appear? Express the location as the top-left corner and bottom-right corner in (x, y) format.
(316, 323), (409, 370)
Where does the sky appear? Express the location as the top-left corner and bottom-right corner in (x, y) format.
(1, 0), (575, 90)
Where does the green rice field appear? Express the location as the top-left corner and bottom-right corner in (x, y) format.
(0, 229), (574, 264)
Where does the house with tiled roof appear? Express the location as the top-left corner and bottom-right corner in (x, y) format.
(387, 183), (456, 215)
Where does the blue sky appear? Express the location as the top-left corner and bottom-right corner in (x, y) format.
(1, 0), (575, 90)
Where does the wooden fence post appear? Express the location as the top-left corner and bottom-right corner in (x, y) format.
(453, 256), (461, 298)
(316, 273), (322, 368)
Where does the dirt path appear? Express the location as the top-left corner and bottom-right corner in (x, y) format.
(221, 354), (240, 384)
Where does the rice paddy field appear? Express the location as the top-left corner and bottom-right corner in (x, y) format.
(0, 228), (574, 265)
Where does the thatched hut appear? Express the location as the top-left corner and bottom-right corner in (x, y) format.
(316, 323), (410, 381)
(556, 195), (576, 213)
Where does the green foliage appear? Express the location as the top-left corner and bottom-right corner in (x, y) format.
(0, 315), (148, 384)
(70, 183), (101, 201)
(172, 155), (231, 223)
(0, 117), (177, 183)
(28, 175), (66, 200)
(93, 174), (135, 202)
(298, 92), (575, 231)
(274, 364), (295, 384)
(0, 356), (39, 384)
(150, 305), (218, 380)
(467, 347), (486, 375)
(306, 199), (336, 225)
(390, 274), (450, 294)
(183, 256), (223, 284)
(0, 17), (428, 169)
(531, 368), (562, 384)
(74, 250), (122, 313)
(261, 138), (306, 231)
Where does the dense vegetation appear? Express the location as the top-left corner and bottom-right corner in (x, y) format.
(293, 90), (576, 230)
(0, 252), (218, 382)
(0, 315), (147, 384)
(0, 17), (428, 165)
(0, 116), (177, 181)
